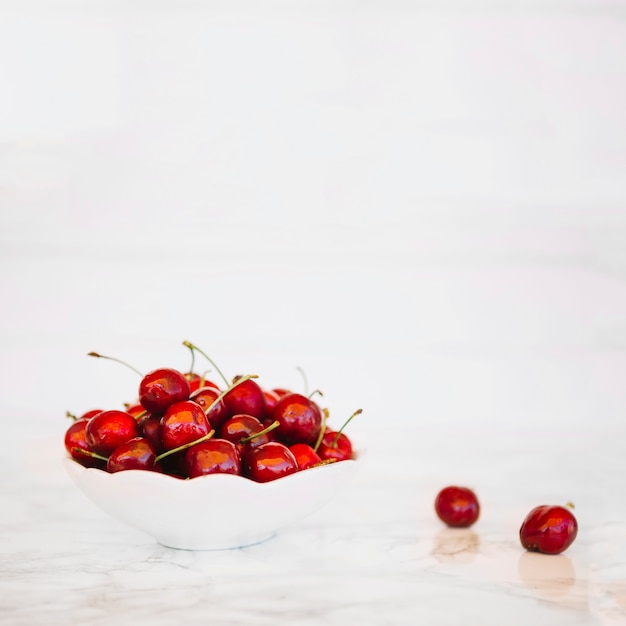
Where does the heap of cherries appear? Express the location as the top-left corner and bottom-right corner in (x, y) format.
(434, 485), (579, 555)
(64, 342), (358, 484)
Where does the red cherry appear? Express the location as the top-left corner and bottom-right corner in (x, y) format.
(125, 403), (147, 419)
(64, 419), (105, 468)
(139, 368), (190, 415)
(223, 377), (266, 420)
(138, 414), (163, 454)
(107, 437), (160, 473)
(160, 400), (211, 451)
(519, 505), (578, 555)
(244, 441), (299, 483)
(262, 389), (281, 419)
(189, 386), (229, 429)
(273, 393), (322, 446)
(85, 410), (140, 456)
(272, 388), (292, 398)
(185, 439), (242, 478)
(186, 373), (220, 393)
(434, 486), (480, 528)
(316, 429), (353, 462)
(219, 414), (276, 459)
(289, 443), (322, 470)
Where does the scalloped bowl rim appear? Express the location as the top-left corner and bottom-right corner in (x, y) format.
(63, 452), (360, 550)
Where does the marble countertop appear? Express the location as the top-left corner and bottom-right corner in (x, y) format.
(1, 1), (625, 624)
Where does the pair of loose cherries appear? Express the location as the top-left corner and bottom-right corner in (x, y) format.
(64, 343), (358, 483)
(434, 485), (578, 555)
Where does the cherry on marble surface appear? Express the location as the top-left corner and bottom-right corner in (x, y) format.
(519, 504), (578, 555)
(434, 486), (480, 528)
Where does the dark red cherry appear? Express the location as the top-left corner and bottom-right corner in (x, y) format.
(160, 400), (211, 451)
(519, 505), (578, 555)
(272, 388), (292, 398)
(219, 414), (276, 459)
(107, 437), (160, 473)
(189, 386), (229, 429)
(139, 368), (190, 415)
(125, 403), (147, 419)
(186, 373), (220, 393)
(289, 443), (322, 470)
(316, 429), (353, 462)
(262, 389), (281, 419)
(185, 439), (242, 478)
(64, 419), (105, 468)
(223, 377), (266, 420)
(273, 393), (322, 445)
(138, 414), (163, 454)
(434, 486), (480, 528)
(85, 410), (140, 456)
(244, 441), (299, 483)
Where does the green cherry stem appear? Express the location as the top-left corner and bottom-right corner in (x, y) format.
(239, 420), (280, 444)
(155, 429), (216, 463)
(182, 341), (230, 387)
(308, 389), (324, 401)
(331, 408), (362, 448)
(87, 352), (143, 377)
(154, 374), (259, 463)
(71, 447), (109, 463)
(66, 411), (78, 421)
(313, 407), (330, 453)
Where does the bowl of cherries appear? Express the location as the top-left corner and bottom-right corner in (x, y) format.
(63, 342), (360, 550)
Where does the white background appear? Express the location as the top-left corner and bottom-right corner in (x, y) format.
(1, 0), (625, 481)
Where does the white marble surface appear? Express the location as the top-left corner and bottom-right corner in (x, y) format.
(1, 1), (626, 624)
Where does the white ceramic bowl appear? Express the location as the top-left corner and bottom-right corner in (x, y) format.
(63, 455), (359, 550)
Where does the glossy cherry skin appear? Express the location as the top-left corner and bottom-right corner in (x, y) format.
(125, 403), (147, 419)
(160, 400), (211, 451)
(289, 443), (322, 470)
(262, 389), (281, 419)
(189, 386), (229, 429)
(244, 441), (299, 483)
(316, 430), (353, 462)
(272, 388), (292, 398)
(219, 414), (276, 460)
(434, 486), (480, 528)
(186, 373), (220, 393)
(273, 393), (322, 446)
(85, 410), (140, 456)
(107, 437), (160, 473)
(64, 419), (105, 468)
(185, 439), (242, 478)
(519, 505), (578, 555)
(223, 377), (266, 420)
(138, 414), (164, 454)
(139, 368), (190, 415)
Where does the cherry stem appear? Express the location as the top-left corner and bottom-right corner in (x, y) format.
(154, 374), (258, 462)
(182, 341), (229, 387)
(155, 429), (216, 463)
(71, 448), (109, 462)
(185, 342), (196, 377)
(331, 408), (362, 448)
(296, 366), (309, 395)
(313, 407), (330, 453)
(66, 411), (78, 421)
(87, 352), (143, 377)
(239, 420), (280, 444)
(308, 389), (324, 401)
